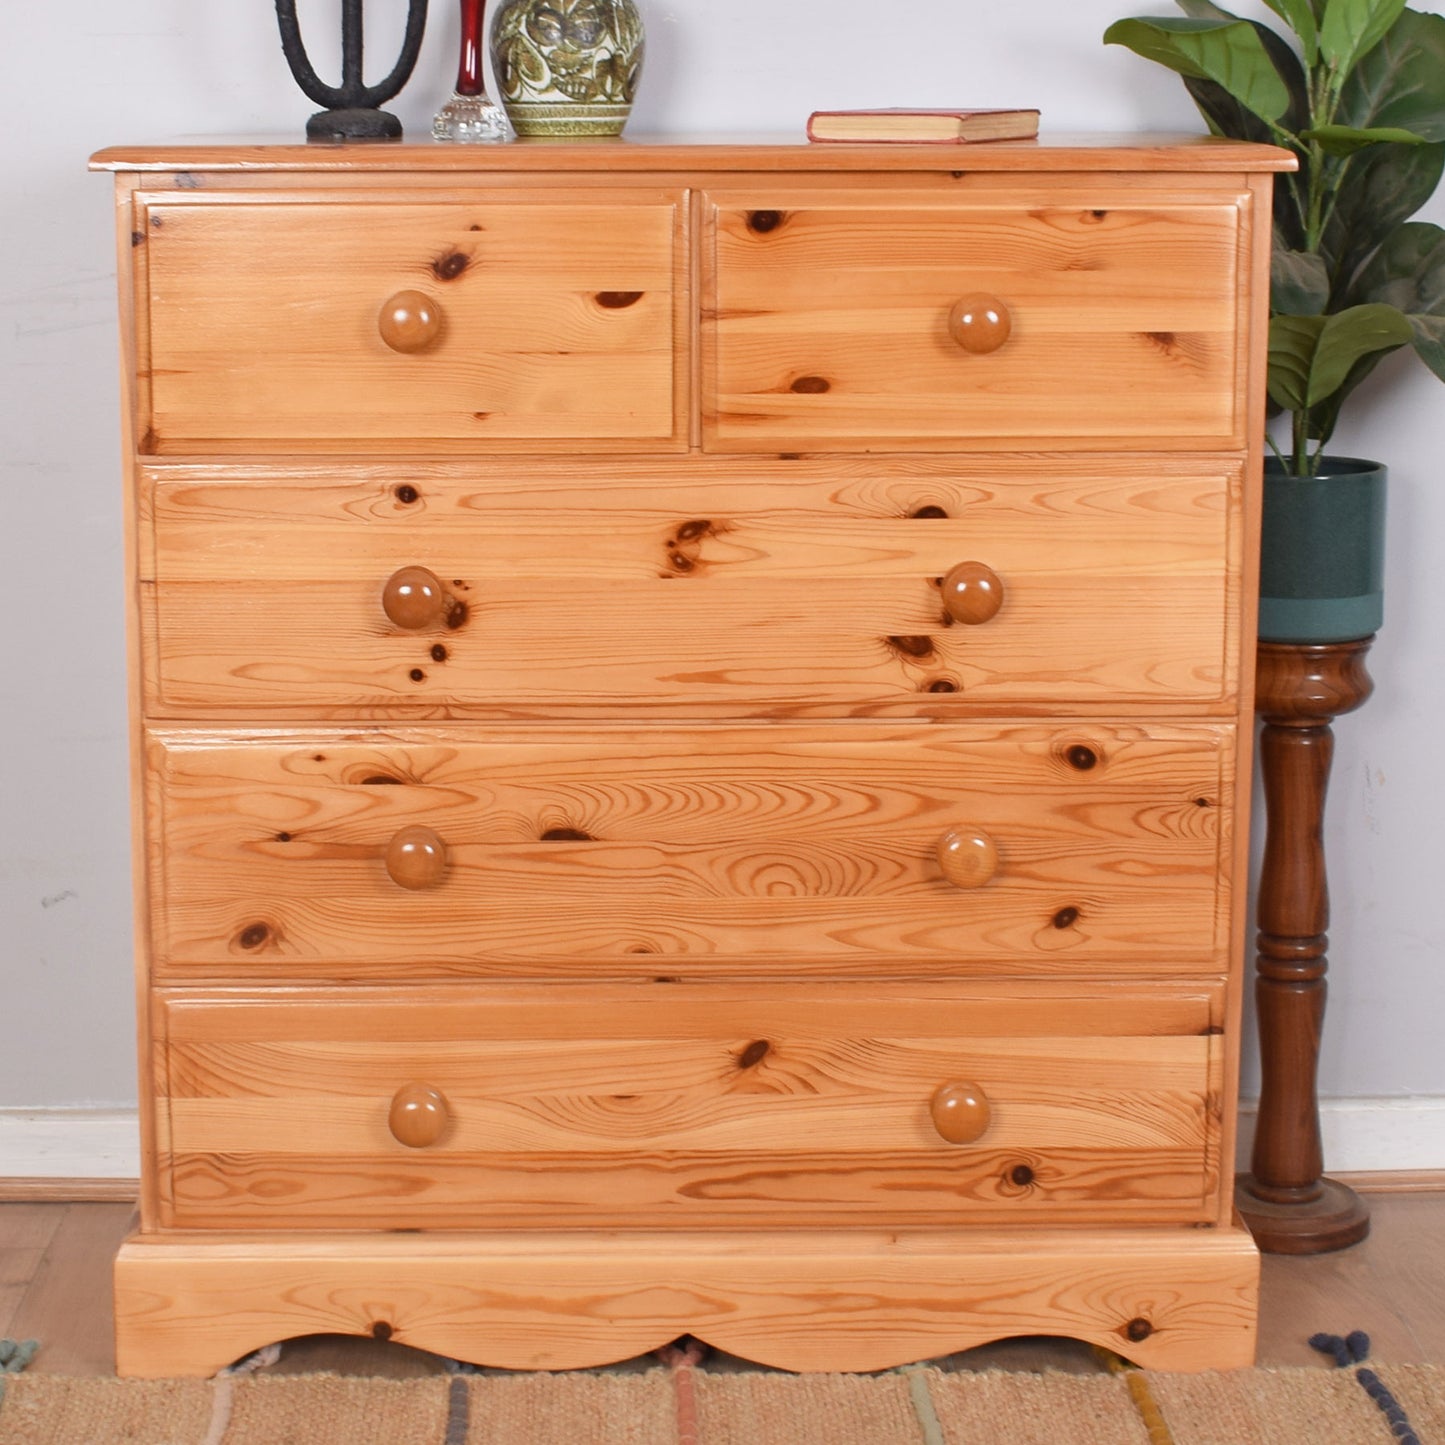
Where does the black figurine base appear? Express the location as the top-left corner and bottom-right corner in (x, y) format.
(276, 0), (428, 143)
(306, 108), (404, 141)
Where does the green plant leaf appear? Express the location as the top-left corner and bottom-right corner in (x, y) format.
(1326, 140), (1445, 294)
(1262, 0), (1321, 62)
(1318, 0), (1409, 76)
(1315, 303), (1414, 401)
(1354, 220), (1445, 378)
(1273, 248), (1332, 313)
(1167, 13), (1309, 243)
(1301, 123), (1431, 154)
(1303, 349), (1389, 446)
(1182, 13), (1311, 132)
(1272, 303), (1414, 412)
(1174, 0), (1239, 18)
(1409, 314), (1445, 379)
(1104, 17), (1292, 121)
(1335, 8), (1445, 141)
(1268, 314), (1327, 411)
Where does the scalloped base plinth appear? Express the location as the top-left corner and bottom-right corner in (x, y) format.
(115, 1225), (1259, 1377)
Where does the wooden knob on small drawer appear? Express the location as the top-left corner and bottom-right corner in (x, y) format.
(937, 828), (999, 889)
(382, 567), (446, 629)
(948, 295), (1012, 355)
(385, 826), (448, 890)
(930, 1081), (992, 1145)
(941, 562), (1004, 625)
(379, 290), (442, 353)
(389, 1083), (449, 1148)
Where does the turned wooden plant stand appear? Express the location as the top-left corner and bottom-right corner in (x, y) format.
(1235, 638), (1374, 1254)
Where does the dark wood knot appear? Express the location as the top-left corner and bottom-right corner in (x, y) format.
(887, 635), (934, 659)
(430, 251), (470, 281)
(738, 1040), (771, 1069)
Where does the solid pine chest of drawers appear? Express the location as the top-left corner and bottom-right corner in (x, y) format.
(93, 136), (1292, 1377)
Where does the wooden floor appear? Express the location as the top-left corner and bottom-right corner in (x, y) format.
(4, 1193), (1445, 1376)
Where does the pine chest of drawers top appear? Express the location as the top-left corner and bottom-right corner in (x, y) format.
(95, 135), (1292, 457)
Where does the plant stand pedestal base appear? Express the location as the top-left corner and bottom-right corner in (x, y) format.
(1233, 1176), (1369, 1255)
(1234, 637), (1374, 1256)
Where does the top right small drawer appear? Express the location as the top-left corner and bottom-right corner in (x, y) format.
(704, 191), (1247, 452)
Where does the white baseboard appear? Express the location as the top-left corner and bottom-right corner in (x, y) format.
(2, 1101), (1443, 1182)
(0, 1109), (140, 1178)
(1236, 1096), (1445, 1174)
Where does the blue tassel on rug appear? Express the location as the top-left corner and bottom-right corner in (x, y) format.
(1310, 1330), (1421, 1445)
(0, 1338), (40, 1406)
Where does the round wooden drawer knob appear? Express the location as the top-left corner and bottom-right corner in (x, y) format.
(382, 567), (446, 629)
(385, 826), (448, 890)
(948, 295), (1012, 355)
(941, 561), (1004, 625)
(937, 827), (999, 890)
(930, 1081), (992, 1145)
(379, 290), (442, 353)
(389, 1083), (449, 1148)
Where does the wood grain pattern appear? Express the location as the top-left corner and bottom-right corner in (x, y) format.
(0, 1205), (65, 1339)
(1237, 640), (1375, 1253)
(139, 457), (1240, 716)
(145, 723), (1233, 978)
(89, 133), (1299, 174)
(138, 194), (683, 451)
(3, 1203), (136, 1375)
(706, 194), (1245, 450)
(151, 982), (1222, 1229)
(39, 1191), (1445, 1378)
(97, 137), (1280, 1375)
(112, 176), (164, 1234)
(112, 1223), (1260, 1376)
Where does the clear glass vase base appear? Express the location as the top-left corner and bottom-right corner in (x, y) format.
(432, 94), (513, 142)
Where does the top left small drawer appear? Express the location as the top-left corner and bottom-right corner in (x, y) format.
(133, 192), (686, 453)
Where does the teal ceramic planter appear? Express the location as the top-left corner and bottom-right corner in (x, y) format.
(1258, 458), (1386, 643)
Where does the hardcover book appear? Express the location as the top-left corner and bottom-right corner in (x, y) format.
(806, 107), (1040, 144)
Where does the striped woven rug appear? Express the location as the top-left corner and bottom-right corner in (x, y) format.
(3, 1355), (1443, 1445)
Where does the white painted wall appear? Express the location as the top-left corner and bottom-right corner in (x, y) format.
(2, 3), (1442, 1165)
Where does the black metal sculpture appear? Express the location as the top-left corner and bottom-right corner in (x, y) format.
(275, 0), (430, 142)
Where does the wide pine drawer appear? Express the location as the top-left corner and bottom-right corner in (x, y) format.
(140, 457), (1241, 716)
(135, 192), (683, 451)
(153, 982), (1225, 1230)
(147, 723), (1233, 981)
(706, 190), (1246, 451)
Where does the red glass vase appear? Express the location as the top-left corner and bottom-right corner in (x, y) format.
(433, 0), (511, 141)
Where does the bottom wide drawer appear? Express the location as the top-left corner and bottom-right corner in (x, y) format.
(153, 982), (1227, 1230)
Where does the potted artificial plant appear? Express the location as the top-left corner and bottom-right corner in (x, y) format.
(1105, 0), (1445, 641)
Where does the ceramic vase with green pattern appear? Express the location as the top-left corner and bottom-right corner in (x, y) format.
(490, 0), (644, 137)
